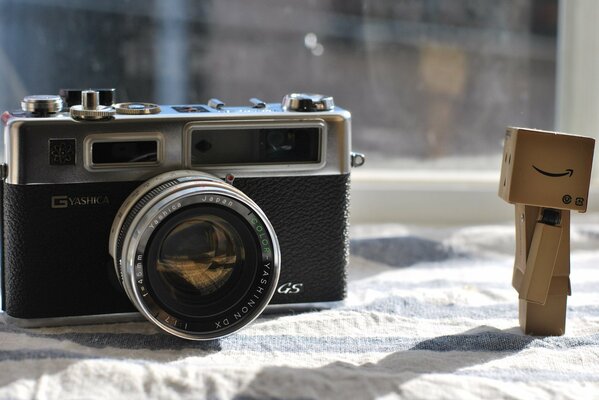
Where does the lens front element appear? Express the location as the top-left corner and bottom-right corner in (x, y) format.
(157, 215), (243, 297)
(109, 170), (280, 340)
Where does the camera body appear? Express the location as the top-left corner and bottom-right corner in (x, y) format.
(1, 91), (362, 339)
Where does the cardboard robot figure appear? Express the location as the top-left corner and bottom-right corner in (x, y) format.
(499, 127), (595, 336)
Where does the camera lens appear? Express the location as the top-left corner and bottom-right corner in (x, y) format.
(156, 215), (242, 298)
(109, 170), (280, 340)
(145, 206), (261, 320)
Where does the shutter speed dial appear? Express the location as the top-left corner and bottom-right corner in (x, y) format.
(59, 88), (115, 109)
(70, 90), (116, 120)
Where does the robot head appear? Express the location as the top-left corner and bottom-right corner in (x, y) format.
(499, 127), (595, 212)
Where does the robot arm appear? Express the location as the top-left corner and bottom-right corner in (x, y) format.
(518, 208), (563, 305)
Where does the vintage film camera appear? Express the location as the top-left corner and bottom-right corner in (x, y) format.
(1, 90), (365, 340)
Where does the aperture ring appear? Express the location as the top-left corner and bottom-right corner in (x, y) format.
(114, 178), (181, 278)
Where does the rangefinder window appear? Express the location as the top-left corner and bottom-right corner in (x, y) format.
(190, 127), (321, 166)
(92, 140), (158, 165)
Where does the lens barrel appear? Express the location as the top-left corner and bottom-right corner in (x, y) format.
(109, 170), (280, 340)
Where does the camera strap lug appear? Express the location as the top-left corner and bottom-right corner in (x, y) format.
(351, 152), (366, 168)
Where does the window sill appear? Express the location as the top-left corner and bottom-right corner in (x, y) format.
(350, 169), (599, 225)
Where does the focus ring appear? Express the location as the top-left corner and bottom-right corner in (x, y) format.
(115, 178), (182, 274)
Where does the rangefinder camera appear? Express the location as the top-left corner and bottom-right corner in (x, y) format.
(1, 90), (365, 340)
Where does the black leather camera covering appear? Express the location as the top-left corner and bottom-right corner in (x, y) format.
(1, 174), (350, 319)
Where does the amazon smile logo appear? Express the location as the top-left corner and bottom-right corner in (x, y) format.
(532, 165), (574, 178)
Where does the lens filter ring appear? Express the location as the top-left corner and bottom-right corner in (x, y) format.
(111, 171), (280, 340)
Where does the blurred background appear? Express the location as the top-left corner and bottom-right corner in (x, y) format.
(0, 0), (558, 170)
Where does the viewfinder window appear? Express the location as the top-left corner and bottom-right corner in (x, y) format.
(190, 127), (321, 166)
(92, 141), (158, 164)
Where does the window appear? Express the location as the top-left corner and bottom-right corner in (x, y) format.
(1, 0), (588, 224)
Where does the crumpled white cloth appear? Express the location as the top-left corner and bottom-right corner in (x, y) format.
(1, 223), (598, 400)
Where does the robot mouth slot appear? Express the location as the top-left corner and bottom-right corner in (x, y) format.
(532, 165), (574, 178)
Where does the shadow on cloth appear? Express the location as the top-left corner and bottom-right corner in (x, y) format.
(0, 318), (221, 352)
(350, 236), (462, 268)
(0, 321), (222, 386)
(236, 326), (532, 400)
(0, 316), (222, 383)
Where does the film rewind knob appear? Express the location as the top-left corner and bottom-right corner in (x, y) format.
(282, 93), (334, 112)
(21, 95), (63, 115)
